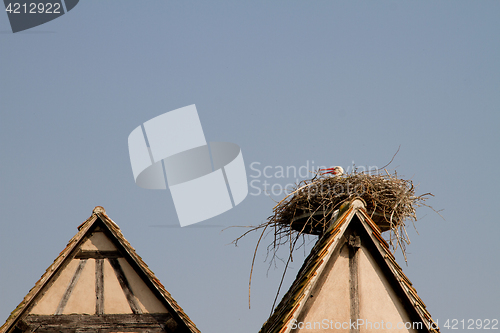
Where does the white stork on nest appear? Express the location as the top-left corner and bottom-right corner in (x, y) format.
(319, 166), (344, 176)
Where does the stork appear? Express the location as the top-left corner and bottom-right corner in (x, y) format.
(319, 166), (344, 176)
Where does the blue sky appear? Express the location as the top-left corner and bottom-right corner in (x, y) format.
(1, 1), (499, 332)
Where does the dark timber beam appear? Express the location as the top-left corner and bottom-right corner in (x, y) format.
(75, 250), (123, 259)
(23, 313), (175, 332)
(95, 259), (104, 315)
(348, 234), (361, 333)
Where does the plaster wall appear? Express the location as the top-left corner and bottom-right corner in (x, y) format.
(118, 258), (168, 313)
(103, 258), (133, 314)
(358, 247), (417, 333)
(30, 259), (80, 315)
(81, 232), (118, 251)
(294, 245), (350, 333)
(63, 259), (95, 314)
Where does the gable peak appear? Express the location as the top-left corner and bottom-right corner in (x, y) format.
(93, 206), (106, 214)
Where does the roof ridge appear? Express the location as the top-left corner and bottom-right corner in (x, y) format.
(259, 199), (440, 333)
(1, 207), (201, 333)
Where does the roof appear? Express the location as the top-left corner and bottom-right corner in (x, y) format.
(0, 206), (201, 333)
(259, 198), (440, 333)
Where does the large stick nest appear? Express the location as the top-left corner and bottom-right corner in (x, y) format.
(268, 170), (434, 256)
(236, 169), (435, 262)
(276, 170), (429, 233)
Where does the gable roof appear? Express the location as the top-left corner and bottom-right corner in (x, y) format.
(0, 206), (200, 333)
(259, 199), (440, 333)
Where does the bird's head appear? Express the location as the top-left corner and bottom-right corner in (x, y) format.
(332, 166), (344, 176)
